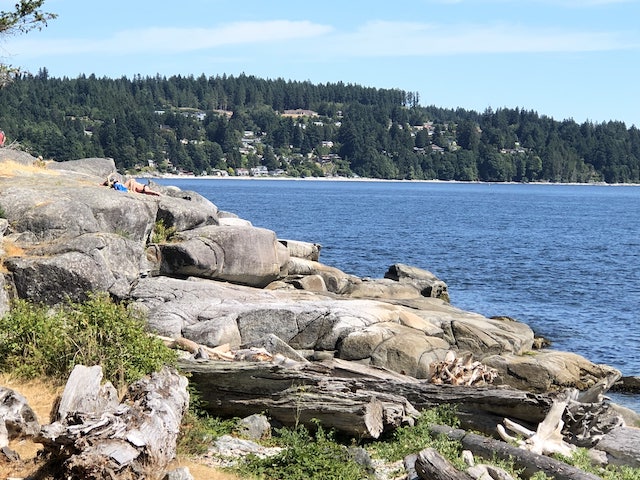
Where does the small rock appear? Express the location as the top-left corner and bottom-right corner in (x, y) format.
(237, 414), (272, 440)
(163, 466), (194, 480)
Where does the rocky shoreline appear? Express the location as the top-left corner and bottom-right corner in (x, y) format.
(1, 150), (639, 477)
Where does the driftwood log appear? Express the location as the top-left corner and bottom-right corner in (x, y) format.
(498, 398), (576, 457)
(429, 425), (603, 480)
(35, 364), (189, 479)
(179, 357), (554, 438)
(414, 447), (472, 480)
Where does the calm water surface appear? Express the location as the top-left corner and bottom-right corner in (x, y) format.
(154, 178), (640, 411)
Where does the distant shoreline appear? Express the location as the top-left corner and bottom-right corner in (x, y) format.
(141, 173), (640, 187)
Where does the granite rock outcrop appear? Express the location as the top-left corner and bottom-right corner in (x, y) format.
(0, 151), (621, 391)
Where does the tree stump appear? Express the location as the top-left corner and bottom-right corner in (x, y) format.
(36, 365), (189, 479)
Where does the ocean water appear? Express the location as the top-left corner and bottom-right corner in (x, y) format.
(153, 178), (640, 411)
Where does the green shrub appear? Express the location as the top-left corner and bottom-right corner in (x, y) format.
(556, 448), (640, 480)
(152, 219), (177, 243)
(235, 421), (371, 480)
(0, 293), (176, 388)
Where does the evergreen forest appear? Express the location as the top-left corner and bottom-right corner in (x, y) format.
(1, 70), (639, 183)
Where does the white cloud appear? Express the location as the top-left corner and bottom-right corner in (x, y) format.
(10, 20), (333, 57)
(320, 21), (638, 57)
(8, 19), (638, 60)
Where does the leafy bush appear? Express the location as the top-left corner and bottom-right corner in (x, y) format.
(0, 293), (176, 388)
(235, 421), (371, 480)
(556, 448), (640, 480)
(152, 219), (177, 243)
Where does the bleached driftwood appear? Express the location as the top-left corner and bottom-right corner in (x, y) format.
(180, 357), (555, 439)
(429, 350), (498, 386)
(498, 398), (576, 458)
(497, 375), (624, 457)
(36, 364), (189, 479)
(563, 375), (624, 447)
(0, 386), (41, 459)
(430, 424), (602, 480)
(157, 334), (281, 363)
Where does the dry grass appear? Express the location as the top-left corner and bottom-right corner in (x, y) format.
(0, 375), (62, 479)
(0, 374), (243, 480)
(0, 239), (27, 274)
(2, 239), (25, 257)
(0, 159), (57, 178)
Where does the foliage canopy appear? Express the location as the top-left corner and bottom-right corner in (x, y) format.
(0, 72), (638, 183)
(0, 0), (56, 87)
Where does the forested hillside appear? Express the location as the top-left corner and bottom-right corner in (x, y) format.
(1, 70), (639, 183)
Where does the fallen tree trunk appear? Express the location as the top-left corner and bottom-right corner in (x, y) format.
(414, 447), (473, 480)
(179, 357), (554, 438)
(181, 359), (418, 438)
(429, 425), (603, 480)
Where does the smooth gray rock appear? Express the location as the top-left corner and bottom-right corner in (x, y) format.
(1, 183), (157, 243)
(279, 239), (321, 261)
(46, 157), (117, 178)
(597, 426), (640, 467)
(0, 148), (38, 165)
(155, 193), (219, 233)
(130, 276), (535, 379)
(369, 324), (450, 377)
(158, 225), (289, 287)
(384, 263), (449, 300)
(483, 351), (621, 392)
(163, 467), (194, 480)
(237, 414), (272, 440)
(182, 315), (242, 348)
(5, 233), (146, 303)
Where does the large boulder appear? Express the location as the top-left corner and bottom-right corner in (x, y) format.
(383, 263), (449, 300)
(279, 239), (321, 261)
(5, 233), (147, 303)
(46, 157), (117, 178)
(155, 193), (220, 233)
(0, 148), (39, 166)
(157, 225), (289, 288)
(1, 182), (157, 243)
(483, 350), (622, 392)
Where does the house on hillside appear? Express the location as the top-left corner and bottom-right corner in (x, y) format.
(282, 109), (318, 118)
(250, 166), (269, 177)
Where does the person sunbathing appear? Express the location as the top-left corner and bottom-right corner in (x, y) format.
(104, 177), (161, 196)
(122, 178), (161, 196)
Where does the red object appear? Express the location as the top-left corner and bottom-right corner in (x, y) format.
(0, 130), (5, 146)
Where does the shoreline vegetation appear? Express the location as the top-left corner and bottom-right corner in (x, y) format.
(142, 171), (640, 187)
(3, 74), (640, 185)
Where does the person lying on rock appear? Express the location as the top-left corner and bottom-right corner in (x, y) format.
(103, 177), (161, 196)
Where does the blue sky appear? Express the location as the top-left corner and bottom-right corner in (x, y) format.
(2, 0), (639, 127)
